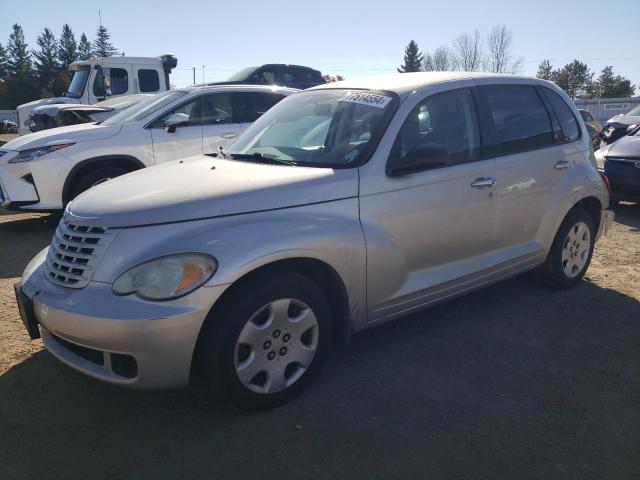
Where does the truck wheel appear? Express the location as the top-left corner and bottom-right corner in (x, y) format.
(541, 207), (595, 288)
(198, 272), (332, 410)
(71, 166), (128, 200)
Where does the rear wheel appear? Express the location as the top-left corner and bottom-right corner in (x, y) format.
(71, 166), (128, 200)
(541, 207), (595, 288)
(198, 271), (332, 410)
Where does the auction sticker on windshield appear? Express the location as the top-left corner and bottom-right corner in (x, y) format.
(340, 92), (392, 109)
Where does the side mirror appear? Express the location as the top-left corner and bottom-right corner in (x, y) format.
(387, 142), (450, 177)
(626, 124), (638, 135)
(164, 113), (190, 133)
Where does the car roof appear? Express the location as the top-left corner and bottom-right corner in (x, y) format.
(181, 84), (300, 94)
(309, 71), (548, 97)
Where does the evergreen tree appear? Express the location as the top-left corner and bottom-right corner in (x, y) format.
(58, 24), (78, 69)
(0, 42), (9, 79)
(78, 33), (92, 60)
(551, 60), (593, 99)
(92, 25), (117, 57)
(7, 23), (32, 77)
(33, 28), (59, 81)
(536, 59), (553, 80)
(398, 40), (423, 73)
(587, 66), (636, 98)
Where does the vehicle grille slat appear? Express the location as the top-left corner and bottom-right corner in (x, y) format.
(44, 217), (118, 289)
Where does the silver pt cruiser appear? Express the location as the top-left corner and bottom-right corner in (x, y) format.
(16, 72), (614, 409)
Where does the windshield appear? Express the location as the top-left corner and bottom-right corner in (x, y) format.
(65, 66), (90, 98)
(227, 66), (257, 82)
(227, 89), (396, 167)
(627, 105), (640, 117)
(102, 90), (189, 126)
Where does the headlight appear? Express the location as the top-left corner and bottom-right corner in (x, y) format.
(112, 254), (217, 300)
(9, 143), (75, 163)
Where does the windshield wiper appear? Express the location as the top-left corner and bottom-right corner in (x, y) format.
(230, 152), (298, 166)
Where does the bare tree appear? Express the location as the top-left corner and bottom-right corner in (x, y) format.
(423, 46), (456, 71)
(485, 24), (522, 74)
(453, 30), (483, 71)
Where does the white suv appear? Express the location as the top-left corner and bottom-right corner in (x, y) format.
(16, 73), (613, 410)
(0, 85), (298, 210)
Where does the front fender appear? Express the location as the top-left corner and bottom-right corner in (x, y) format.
(93, 198), (368, 330)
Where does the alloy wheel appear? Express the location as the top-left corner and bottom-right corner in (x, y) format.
(561, 221), (591, 278)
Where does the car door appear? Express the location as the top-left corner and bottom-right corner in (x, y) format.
(150, 94), (204, 164)
(201, 92), (243, 154)
(359, 87), (497, 322)
(477, 83), (577, 266)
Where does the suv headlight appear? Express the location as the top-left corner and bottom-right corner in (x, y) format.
(9, 143), (75, 163)
(112, 254), (217, 300)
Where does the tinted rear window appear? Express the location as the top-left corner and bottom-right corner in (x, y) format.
(482, 85), (553, 155)
(234, 92), (286, 123)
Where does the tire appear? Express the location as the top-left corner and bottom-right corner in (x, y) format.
(541, 207), (595, 288)
(71, 166), (128, 200)
(198, 271), (332, 410)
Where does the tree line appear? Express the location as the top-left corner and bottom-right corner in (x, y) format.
(399, 25), (635, 99)
(0, 23), (119, 109)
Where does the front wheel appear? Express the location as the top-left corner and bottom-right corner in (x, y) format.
(198, 272), (332, 410)
(71, 166), (128, 200)
(541, 207), (595, 288)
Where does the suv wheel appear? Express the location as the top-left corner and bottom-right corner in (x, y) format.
(198, 272), (332, 410)
(541, 207), (595, 288)
(71, 166), (127, 200)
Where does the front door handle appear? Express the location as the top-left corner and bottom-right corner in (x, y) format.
(220, 132), (239, 139)
(471, 177), (496, 189)
(554, 159), (573, 170)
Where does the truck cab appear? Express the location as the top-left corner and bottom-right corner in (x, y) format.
(16, 55), (177, 135)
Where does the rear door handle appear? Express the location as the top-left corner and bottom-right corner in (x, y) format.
(471, 177), (496, 189)
(554, 159), (573, 170)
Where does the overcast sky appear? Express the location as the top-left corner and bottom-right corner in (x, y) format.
(1, 0), (639, 89)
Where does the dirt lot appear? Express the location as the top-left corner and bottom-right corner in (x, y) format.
(1, 206), (639, 479)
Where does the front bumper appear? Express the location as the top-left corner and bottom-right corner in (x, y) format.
(20, 251), (226, 389)
(0, 152), (72, 211)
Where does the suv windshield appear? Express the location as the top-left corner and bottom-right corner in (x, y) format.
(102, 90), (188, 126)
(627, 105), (640, 117)
(227, 67), (257, 82)
(65, 66), (90, 98)
(227, 89), (396, 167)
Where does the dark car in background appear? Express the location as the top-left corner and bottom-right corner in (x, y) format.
(598, 125), (640, 204)
(218, 64), (325, 90)
(601, 105), (640, 146)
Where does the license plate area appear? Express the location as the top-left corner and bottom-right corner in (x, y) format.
(13, 282), (41, 340)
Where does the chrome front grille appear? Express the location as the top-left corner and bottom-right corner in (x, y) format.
(45, 219), (117, 288)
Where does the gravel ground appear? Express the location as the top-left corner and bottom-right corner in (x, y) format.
(0, 206), (639, 479)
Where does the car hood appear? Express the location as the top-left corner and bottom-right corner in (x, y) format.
(68, 156), (359, 227)
(2, 122), (122, 151)
(604, 135), (640, 158)
(607, 114), (640, 126)
(32, 103), (112, 116)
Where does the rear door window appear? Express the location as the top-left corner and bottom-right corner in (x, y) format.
(541, 88), (580, 142)
(138, 69), (160, 92)
(234, 92), (286, 123)
(481, 85), (554, 155)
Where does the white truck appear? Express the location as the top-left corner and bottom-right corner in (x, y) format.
(16, 54), (177, 135)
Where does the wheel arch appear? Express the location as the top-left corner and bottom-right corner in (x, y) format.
(193, 256), (353, 374)
(61, 155), (146, 205)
